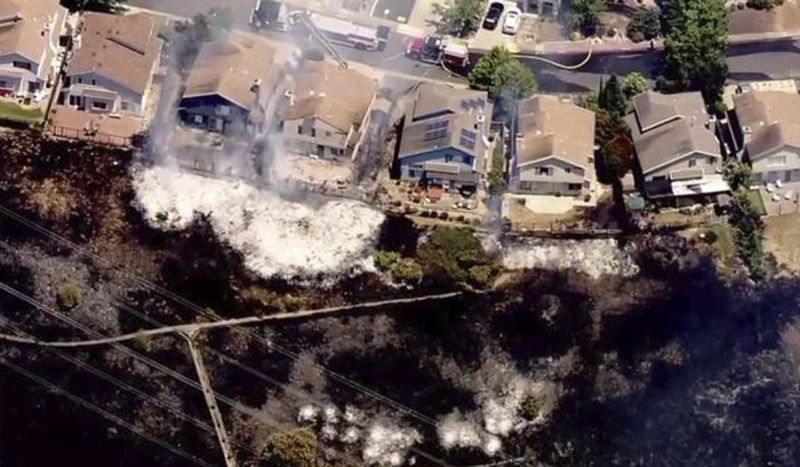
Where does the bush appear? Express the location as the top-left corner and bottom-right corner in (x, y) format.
(57, 283), (81, 311)
(261, 428), (318, 467)
(746, 0), (777, 9)
(374, 250), (400, 271)
(390, 259), (423, 284)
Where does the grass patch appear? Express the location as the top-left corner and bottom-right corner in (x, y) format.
(745, 189), (766, 216)
(488, 139), (506, 195)
(0, 99), (43, 124)
(703, 223), (736, 260)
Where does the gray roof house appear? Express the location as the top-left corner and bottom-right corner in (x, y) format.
(0, 0), (67, 97)
(733, 90), (800, 184)
(510, 96), (596, 198)
(397, 83), (492, 189)
(625, 91), (728, 199)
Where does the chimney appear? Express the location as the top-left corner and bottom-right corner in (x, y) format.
(284, 89), (295, 106)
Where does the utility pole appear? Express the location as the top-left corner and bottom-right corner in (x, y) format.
(183, 331), (239, 467)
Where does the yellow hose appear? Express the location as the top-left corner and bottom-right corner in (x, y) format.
(514, 41), (594, 70)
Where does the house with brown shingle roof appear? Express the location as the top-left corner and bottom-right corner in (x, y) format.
(509, 95), (596, 199)
(0, 0), (67, 97)
(733, 90), (800, 184)
(625, 91), (728, 200)
(179, 32), (278, 134)
(396, 82), (492, 190)
(61, 11), (160, 116)
(279, 60), (377, 161)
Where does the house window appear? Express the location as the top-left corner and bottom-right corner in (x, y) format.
(688, 159), (697, 167)
(409, 170), (417, 178)
(0, 80), (6, 88)
(564, 167), (572, 174)
(77, 77), (82, 84)
(707, 156), (715, 165)
(768, 155), (787, 166)
(216, 105), (230, 116)
(325, 131), (332, 137)
(278, 121), (284, 132)
(537, 167), (552, 176)
(91, 79), (96, 85)
(92, 100), (108, 110)
(311, 128), (316, 138)
(568, 183), (582, 191)
(519, 181), (533, 191)
(297, 126), (303, 135)
(192, 114), (203, 125)
(120, 101), (129, 111)
(12, 61), (30, 70)
(652, 175), (667, 181)
(68, 95), (76, 106)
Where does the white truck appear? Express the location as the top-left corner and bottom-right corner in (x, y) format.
(292, 11), (389, 51)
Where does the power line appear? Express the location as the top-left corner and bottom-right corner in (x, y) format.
(0, 357), (215, 467)
(0, 203), (530, 466)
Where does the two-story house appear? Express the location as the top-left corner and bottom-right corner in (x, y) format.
(179, 33), (277, 134)
(625, 91), (728, 200)
(0, 0), (67, 97)
(509, 95), (596, 199)
(280, 60), (376, 161)
(61, 11), (160, 116)
(396, 82), (492, 190)
(732, 90), (800, 184)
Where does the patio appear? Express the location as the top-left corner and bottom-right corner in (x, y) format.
(49, 105), (141, 146)
(759, 180), (800, 217)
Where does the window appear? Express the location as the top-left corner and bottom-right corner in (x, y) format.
(409, 170), (417, 178)
(216, 105), (230, 116)
(12, 61), (30, 70)
(564, 167), (572, 174)
(652, 175), (667, 181)
(537, 167), (552, 176)
(77, 77), (82, 84)
(120, 101), (129, 111)
(278, 121), (284, 132)
(68, 95), (76, 106)
(325, 131), (332, 137)
(459, 129), (476, 150)
(92, 100), (108, 110)
(707, 156), (715, 165)
(518, 181), (533, 191)
(688, 159), (697, 167)
(568, 183), (582, 191)
(311, 128), (316, 138)
(768, 155), (787, 166)
(0, 80), (6, 88)
(91, 79), (96, 86)
(424, 120), (449, 141)
(192, 114), (203, 124)
(297, 126), (303, 135)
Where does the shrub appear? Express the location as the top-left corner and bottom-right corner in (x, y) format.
(417, 227), (497, 287)
(261, 428), (318, 467)
(626, 8), (660, 41)
(390, 259), (423, 284)
(374, 250), (400, 271)
(57, 283), (81, 311)
(746, 0), (777, 9)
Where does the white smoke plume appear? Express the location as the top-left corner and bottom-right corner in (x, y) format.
(362, 422), (421, 466)
(133, 165), (384, 278)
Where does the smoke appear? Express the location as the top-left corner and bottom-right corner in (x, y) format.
(133, 165), (384, 278)
(362, 421), (421, 466)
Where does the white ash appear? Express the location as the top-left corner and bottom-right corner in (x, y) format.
(133, 166), (384, 279)
(297, 404), (318, 424)
(362, 422), (421, 466)
(502, 238), (639, 279)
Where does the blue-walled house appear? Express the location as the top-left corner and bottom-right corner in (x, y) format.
(179, 32), (277, 134)
(397, 83), (492, 190)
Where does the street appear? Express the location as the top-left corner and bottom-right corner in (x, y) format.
(128, 0), (800, 93)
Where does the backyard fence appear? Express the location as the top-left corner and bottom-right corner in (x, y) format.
(49, 125), (132, 147)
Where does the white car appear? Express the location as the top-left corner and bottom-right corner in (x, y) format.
(503, 8), (521, 35)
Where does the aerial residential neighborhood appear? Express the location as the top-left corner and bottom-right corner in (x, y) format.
(1, 0), (800, 466)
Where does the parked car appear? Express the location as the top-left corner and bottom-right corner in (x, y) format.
(503, 7), (521, 35)
(482, 2), (504, 30)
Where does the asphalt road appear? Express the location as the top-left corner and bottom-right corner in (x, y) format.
(130, 0), (800, 92)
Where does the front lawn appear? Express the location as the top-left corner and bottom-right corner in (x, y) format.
(745, 188), (767, 217)
(0, 99), (43, 124)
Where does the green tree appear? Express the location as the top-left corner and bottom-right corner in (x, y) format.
(374, 250), (400, 271)
(626, 8), (661, 42)
(658, 0), (729, 105)
(390, 259), (424, 284)
(729, 189), (765, 278)
(594, 110), (634, 184)
(723, 161), (754, 192)
(432, 0), (486, 37)
(567, 0), (605, 35)
(417, 227), (497, 288)
(261, 428), (318, 467)
(60, 0), (124, 12)
(621, 72), (648, 100)
(599, 75), (627, 117)
(468, 47), (537, 103)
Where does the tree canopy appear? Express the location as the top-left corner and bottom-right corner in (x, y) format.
(468, 47), (537, 106)
(621, 72), (648, 99)
(567, 0), (605, 35)
(598, 75), (627, 117)
(431, 0), (486, 37)
(626, 7), (661, 42)
(658, 0), (729, 105)
(594, 110), (635, 184)
(417, 227), (498, 289)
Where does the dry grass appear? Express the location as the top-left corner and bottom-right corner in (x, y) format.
(728, 2), (800, 35)
(764, 213), (800, 273)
